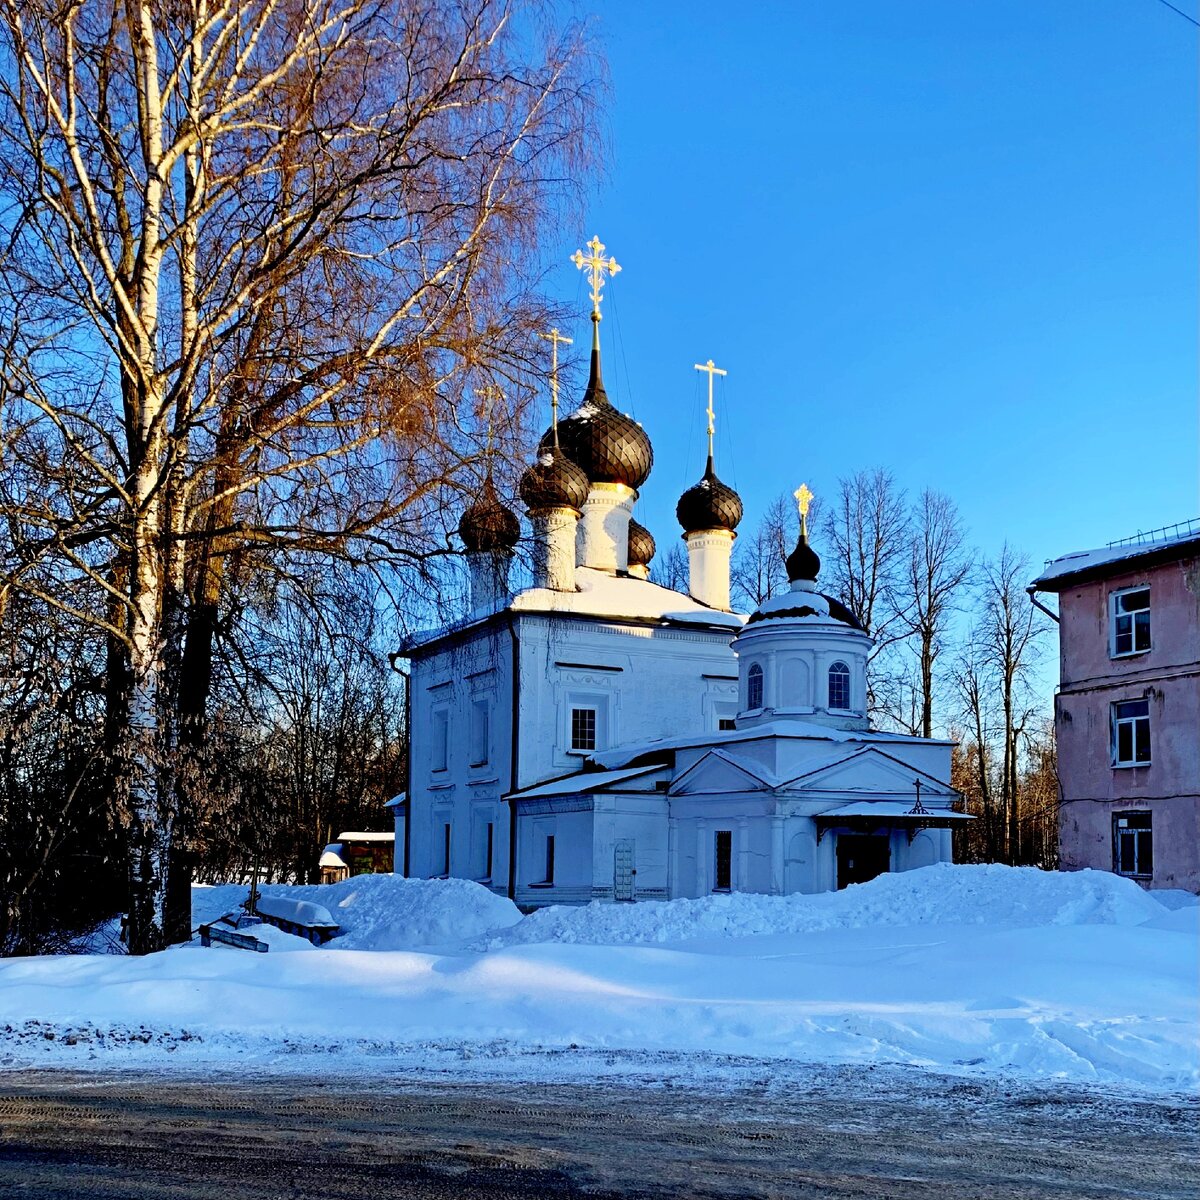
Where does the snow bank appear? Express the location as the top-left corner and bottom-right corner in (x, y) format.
(194, 875), (521, 951)
(0, 865), (1194, 1093)
(484, 865), (1166, 949)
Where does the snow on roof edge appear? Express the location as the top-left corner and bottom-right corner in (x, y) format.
(1033, 527), (1200, 588)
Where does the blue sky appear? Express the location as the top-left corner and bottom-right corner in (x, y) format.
(540, 0), (1198, 577)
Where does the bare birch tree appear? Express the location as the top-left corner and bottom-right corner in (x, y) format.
(731, 491), (797, 611)
(898, 489), (971, 739)
(0, 0), (594, 951)
(978, 544), (1046, 863)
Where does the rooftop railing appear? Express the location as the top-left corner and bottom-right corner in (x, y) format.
(1106, 517), (1200, 549)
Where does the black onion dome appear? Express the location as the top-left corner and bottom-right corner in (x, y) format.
(676, 457), (744, 534)
(519, 449), (589, 513)
(627, 519), (656, 567)
(458, 479), (519, 552)
(785, 529), (821, 582)
(537, 342), (653, 489)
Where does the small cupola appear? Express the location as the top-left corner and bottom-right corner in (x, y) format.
(627, 519), (656, 580)
(519, 450), (590, 515)
(676, 455), (744, 535)
(677, 359), (740, 611)
(458, 479), (519, 615)
(458, 479), (519, 552)
(732, 483), (872, 732)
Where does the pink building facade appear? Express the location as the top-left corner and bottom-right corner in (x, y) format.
(1032, 526), (1199, 894)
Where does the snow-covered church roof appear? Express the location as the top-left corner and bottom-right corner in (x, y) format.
(511, 567), (744, 628)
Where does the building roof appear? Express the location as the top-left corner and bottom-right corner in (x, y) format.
(401, 567), (745, 656)
(505, 764), (664, 800)
(1032, 522), (1200, 591)
(816, 800), (972, 820)
(511, 567), (744, 627)
(590, 718), (954, 770)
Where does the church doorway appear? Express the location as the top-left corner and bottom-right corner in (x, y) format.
(614, 839), (636, 901)
(835, 834), (889, 889)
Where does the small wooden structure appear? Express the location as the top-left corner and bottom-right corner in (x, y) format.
(318, 831), (394, 884)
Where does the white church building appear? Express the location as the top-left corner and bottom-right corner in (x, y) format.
(395, 239), (966, 906)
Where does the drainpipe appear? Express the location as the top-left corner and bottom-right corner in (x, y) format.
(1025, 585), (1059, 624)
(505, 617), (521, 900)
(389, 650), (412, 878)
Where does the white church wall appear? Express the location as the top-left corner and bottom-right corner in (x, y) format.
(514, 614), (738, 785)
(589, 795), (669, 902)
(514, 805), (594, 907)
(406, 624), (515, 888)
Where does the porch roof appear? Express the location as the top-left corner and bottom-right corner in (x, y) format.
(505, 764), (662, 801)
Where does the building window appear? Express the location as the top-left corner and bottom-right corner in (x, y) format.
(713, 830), (732, 892)
(828, 661), (851, 710)
(570, 706), (597, 752)
(431, 709), (449, 772)
(1113, 812), (1152, 878)
(1111, 587), (1150, 657)
(543, 834), (555, 885)
(747, 663), (764, 710)
(441, 822), (451, 876)
(485, 822), (494, 881)
(718, 718), (737, 731)
(469, 698), (490, 767)
(1112, 699), (1151, 766)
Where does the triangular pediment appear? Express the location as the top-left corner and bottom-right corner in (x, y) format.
(669, 748), (776, 796)
(780, 747), (955, 796)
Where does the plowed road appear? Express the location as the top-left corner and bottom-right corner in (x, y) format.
(0, 1067), (1195, 1198)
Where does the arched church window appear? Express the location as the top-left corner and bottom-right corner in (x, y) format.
(828, 662), (851, 711)
(747, 663), (764, 710)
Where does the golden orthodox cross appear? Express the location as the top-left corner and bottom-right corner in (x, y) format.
(537, 328), (573, 442)
(571, 235), (621, 324)
(693, 358), (727, 461)
(794, 482), (814, 536)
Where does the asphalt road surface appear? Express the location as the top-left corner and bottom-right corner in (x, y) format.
(0, 1066), (1195, 1199)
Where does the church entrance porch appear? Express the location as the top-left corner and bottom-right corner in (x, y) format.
(836, 834), (890, 889)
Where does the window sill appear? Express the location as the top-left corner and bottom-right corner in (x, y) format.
(1112, 762), (1152, 770)
(711, 887), (731, 894)
(474, 876), (492, 886)
(566, 748), (595, 757)
(1110, 650), (1151, 660)
(528, 881), (554, 889)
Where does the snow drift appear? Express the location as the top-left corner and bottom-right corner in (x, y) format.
(482, 864), (1168, 949)
(195, 873), (521, 951)
(0, 865), (1194, 1093)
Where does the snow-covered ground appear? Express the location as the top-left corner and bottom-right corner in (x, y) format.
(0, 865), (1194, 1095)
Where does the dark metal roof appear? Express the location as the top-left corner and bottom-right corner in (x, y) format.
(519, 449), (590, 513)
(627, 518), (656, 566)
(458, 479), (520, 552)
(676, 456), (743, 533)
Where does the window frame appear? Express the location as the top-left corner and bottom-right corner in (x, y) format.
(430, 708), (449, 773)
(746, 663), (764, 711)
(1111, 698), (1151, 767)
(543, 834), (555, 885)
(570, 705), (597, 753)
(469, 697), (490, 767)
(1110, 586), (1151, 659)
(441, 821), (452, 877)
(1113, 811), (1153, 878)
(828, 661), (851, 711)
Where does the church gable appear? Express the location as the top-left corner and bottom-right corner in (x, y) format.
(669, 749), (776, 796)
(780, 747), (955, 797)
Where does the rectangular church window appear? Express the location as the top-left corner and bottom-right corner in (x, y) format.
(469, 698), (490, 766)
(431, 709), (449, 772)
(442, 823), (451, 877)
(571, 707), (597, 752)
(714, 830), (732, 892)
(544, 835), (555, 885)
